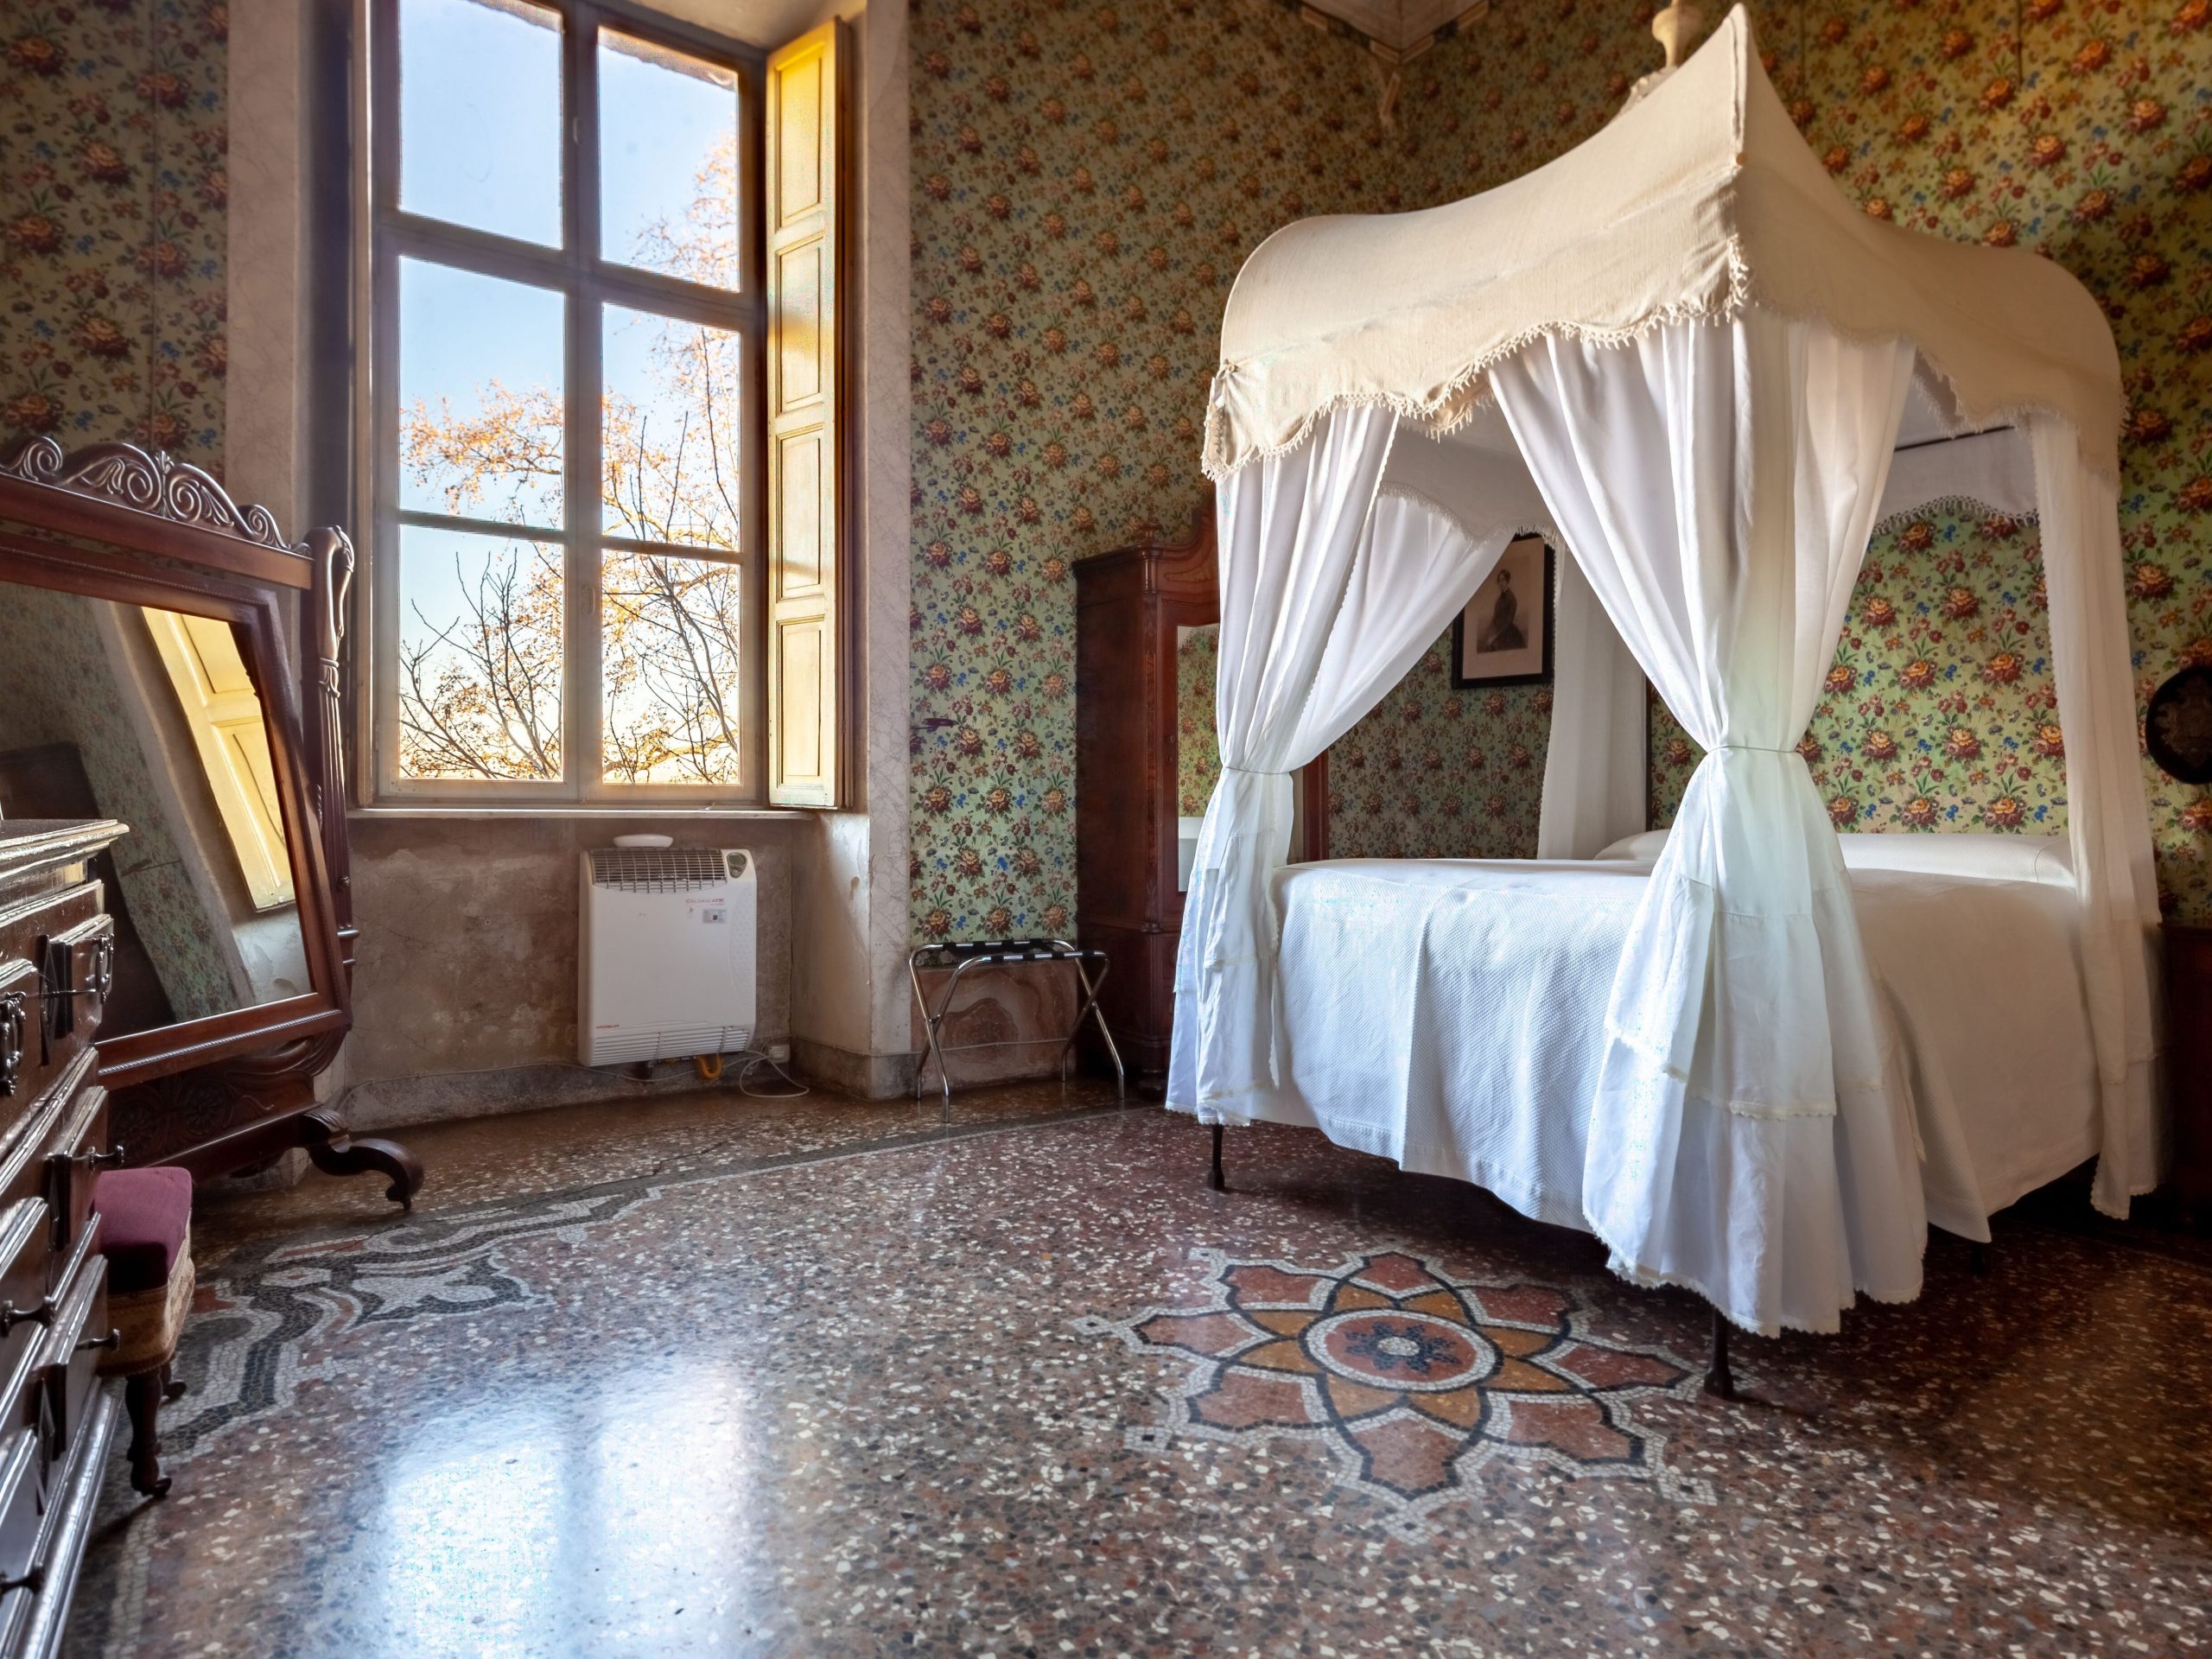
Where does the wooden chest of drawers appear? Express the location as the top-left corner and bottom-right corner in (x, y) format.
(0, 821), (123, 1657)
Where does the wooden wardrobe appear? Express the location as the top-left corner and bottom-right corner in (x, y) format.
(1075, 512), (1324, 1084)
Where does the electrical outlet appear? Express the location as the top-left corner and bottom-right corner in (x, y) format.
(767, 1042), (791, 1063)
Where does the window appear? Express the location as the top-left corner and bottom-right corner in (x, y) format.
(365, 0), (844, 805)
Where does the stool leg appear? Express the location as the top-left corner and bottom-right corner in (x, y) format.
(124, 1370), (172, 1498)
(1209, 1123), (1225, 1192)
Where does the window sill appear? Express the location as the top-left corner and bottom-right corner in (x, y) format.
(348, 803), (813, 822)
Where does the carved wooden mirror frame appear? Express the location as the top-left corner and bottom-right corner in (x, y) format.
(0, 438), (420, 1207)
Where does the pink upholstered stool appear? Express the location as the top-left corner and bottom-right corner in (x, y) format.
(92, 1166), (194, 1497)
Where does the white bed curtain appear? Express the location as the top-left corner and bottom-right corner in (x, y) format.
(1537, 553), (1649, 860)
(1491, 312), (1927, 1333)
(1170, 410), (1516, 1114)
(2031, 416), (2164, 1214)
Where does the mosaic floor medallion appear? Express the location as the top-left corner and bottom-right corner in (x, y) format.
(1080, 1248), (1713, 1529)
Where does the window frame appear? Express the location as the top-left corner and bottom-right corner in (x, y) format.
(363, 0), (768, 806)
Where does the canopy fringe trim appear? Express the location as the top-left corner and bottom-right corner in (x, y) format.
(1201, 240), (1754, 482)
(1202, 242), (2117, 487)
(1374, 480), (1560, 553)
(1867, 494), (2044, 539)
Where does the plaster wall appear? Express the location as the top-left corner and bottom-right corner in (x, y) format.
(785, 0), (921, 1094)
(342, 815), (800, 1126)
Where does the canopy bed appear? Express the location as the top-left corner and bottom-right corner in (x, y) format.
(1168, 5), (2162, 1383)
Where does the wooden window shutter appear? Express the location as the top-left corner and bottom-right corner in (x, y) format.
(765, 20), (847, 806)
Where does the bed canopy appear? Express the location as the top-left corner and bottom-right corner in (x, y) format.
(1169, 5), (2161, 1336)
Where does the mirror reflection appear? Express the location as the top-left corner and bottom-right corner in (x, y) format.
(0, 584), (308, 1039)
(1175, 623), (1218, 892)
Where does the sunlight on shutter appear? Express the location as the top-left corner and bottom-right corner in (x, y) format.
(141, 608), (297, 910)
(765, 20), (845, 806)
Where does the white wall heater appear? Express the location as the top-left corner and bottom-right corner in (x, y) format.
(578, 847), (757, 1066)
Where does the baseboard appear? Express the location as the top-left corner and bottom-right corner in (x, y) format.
(336, 1027), (1096, 1131)
(340, 1063), (653, 1132)
(789, 1037), (918, 1101)
(337, 1045), (931, 1131)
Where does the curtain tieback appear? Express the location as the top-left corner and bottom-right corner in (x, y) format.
(1709, 744), (1803, 756)
(1219, 765), (1288, 779)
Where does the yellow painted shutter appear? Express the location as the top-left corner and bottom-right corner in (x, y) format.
(141, 608), (296, 909)
(765, 20), (846, 806)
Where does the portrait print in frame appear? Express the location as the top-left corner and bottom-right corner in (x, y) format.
(1452, 536), (1554, 689)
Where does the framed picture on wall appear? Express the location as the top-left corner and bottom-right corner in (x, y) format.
(1452, 536), (1554, 688)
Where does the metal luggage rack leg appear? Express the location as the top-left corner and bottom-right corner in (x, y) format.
(907, 938), (1126, 1123)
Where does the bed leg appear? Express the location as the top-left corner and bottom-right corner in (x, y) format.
(1703, 1306), (1736, 1401)
(1208, 1123), (1225, 1192)
(1968, 1242), (1990, 1275)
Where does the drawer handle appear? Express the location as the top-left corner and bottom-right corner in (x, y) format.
(0, 994), (22, 1098)
(69, 1145), (125, 1173)
(76, 1329), (119, 1354)
(0, 1297), (54, 1338)
(39, 937), (114, 1006)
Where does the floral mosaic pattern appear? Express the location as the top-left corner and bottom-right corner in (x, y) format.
(1079, 1247), (1707, 1532)
(0, 0), (228, 471)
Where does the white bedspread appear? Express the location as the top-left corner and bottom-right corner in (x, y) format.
(1254, 849), (2096, 1245)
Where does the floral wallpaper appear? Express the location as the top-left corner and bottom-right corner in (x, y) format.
(905, 0), (1751, 934)
(1649, 509), (2071, 835)
(1174, 621), (1218, 817)
(1627, 0), (2212, 921)
(0, 0), (227, 469)
(906, 0), (1423, 939)
(1179, 613), (1554, 859)
(1326, 631), (1556, 859)
(4, 0), (2204, 933)
(913, 0), (2212, 931)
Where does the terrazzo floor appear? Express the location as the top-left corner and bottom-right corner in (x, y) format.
(62, 1077), (2212, 1657)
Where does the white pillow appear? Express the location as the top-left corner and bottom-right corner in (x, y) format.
(1592, 827), (2074, 887)
(1834, 831), (2074, 887)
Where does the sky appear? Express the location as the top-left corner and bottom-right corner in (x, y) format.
(394, 0), (742, 774)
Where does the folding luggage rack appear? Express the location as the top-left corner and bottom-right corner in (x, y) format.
(906, 938), (1125, 1122)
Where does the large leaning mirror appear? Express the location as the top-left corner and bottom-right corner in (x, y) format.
(0, 437), (420, 1206)
(0, 591), (310, 1037)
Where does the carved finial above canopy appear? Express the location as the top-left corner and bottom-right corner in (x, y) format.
(1649, 0), (1706, 68)
(0, 435), (290, 551)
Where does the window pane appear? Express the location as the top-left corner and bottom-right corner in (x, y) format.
(398, 0), (563, 245)
(601, 305), (743, 549)
(599, 31), (740, 288)
(397, 525), (565, 782)
(399, 258), (566, 530)
(601, 551), (745, 785)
